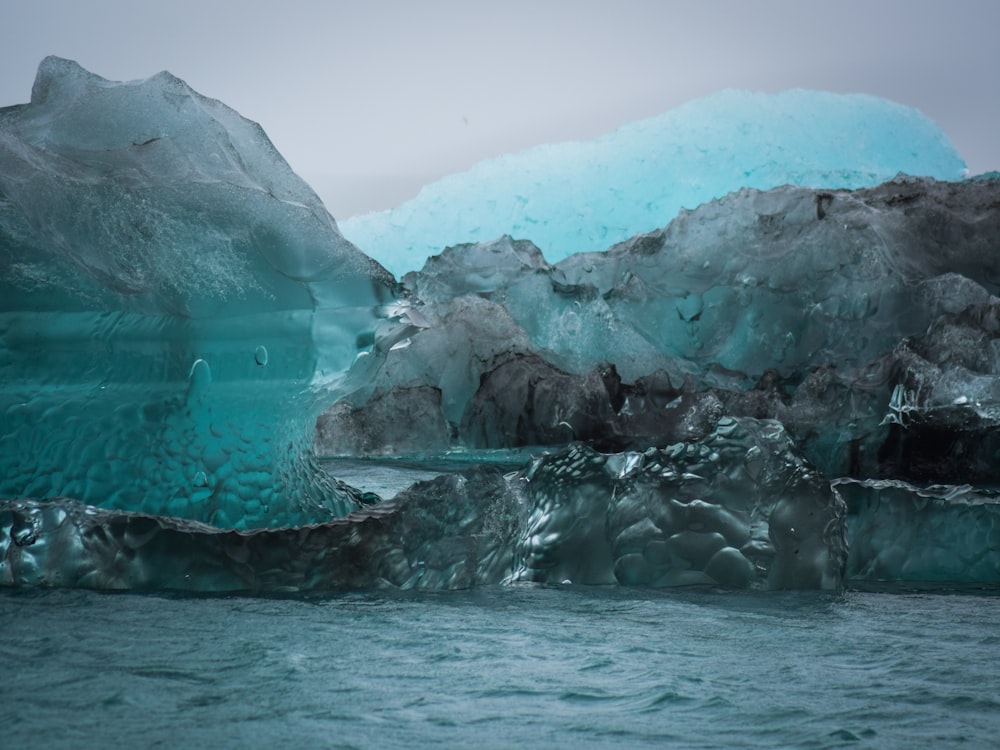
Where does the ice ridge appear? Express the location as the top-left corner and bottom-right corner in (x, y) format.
(340, 89), (967, 276)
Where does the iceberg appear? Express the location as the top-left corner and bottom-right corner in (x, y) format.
(836, 479), (1000, 584)
(2, 58), (999, 592)
(341, 90), (968, 276)
(335, 178), (1000, 477)
(0, 57), (396, 528)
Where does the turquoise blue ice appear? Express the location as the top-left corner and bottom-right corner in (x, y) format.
(0, 58), (395, 528)
(340, 90), (967, 277)
(2, 58), (993, 593)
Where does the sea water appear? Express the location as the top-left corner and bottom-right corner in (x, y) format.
(2, 585), (999, 749)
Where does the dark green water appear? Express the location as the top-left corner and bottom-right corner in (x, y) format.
(2, 585), (998, 749)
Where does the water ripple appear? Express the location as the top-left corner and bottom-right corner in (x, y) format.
(2, 587), (1000, 748)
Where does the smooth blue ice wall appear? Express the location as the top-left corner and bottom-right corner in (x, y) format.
(341, 90), (967, 277)
(0, 58), (395, 528)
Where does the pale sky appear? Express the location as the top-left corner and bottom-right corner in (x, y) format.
(1, 0), (998, 219)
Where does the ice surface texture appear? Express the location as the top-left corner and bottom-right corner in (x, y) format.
(0, 56), (391, 316)
(341, 90), (967, 276)
(0, 58), (396, 528)
(331, 178), (1000, 477)
(836, 479), (1000, 583)
(2, 58), (997, 591)
(0, 419), (845, 592)
(319, 176), (1000, 587)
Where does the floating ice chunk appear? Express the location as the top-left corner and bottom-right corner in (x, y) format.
(0, 58), (395, 527)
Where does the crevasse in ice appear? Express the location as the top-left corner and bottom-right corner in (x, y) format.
(340, 90), (968, 276)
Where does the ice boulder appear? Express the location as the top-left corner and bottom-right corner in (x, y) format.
(341, 90), (968, 276)
(0, 58), (397, 528)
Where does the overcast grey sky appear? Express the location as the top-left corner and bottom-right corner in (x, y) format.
(2, 0), (998, 218)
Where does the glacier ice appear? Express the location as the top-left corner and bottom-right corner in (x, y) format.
(329, 178), (1000, 479)
(0, 418), (844, 592)
(836, 479), (1000, 584)
(341, 90), (968, 276)
(876, 294), (1000, 484)
(0, 57), (391, 316)
(402, 179), (1000, 382)
(318, 175), (1000, 587)
(0, 57), (396, 528)
(3, 57), (1000, 593)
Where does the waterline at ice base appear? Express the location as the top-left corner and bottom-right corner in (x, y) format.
(2, 57), (999, 593)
